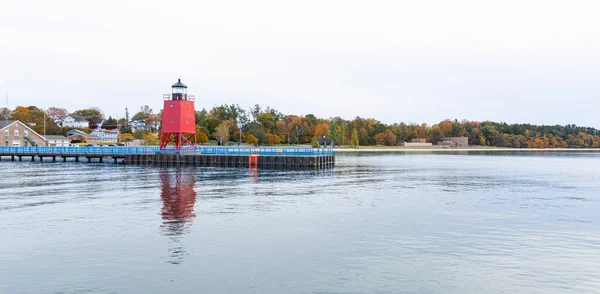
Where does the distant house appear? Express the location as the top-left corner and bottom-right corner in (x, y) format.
(130, 118), (148, 132)
(438, 137), (469, 147)
(62, 116), (89, 128)
(0, 120), (46, 146)
(318, 137), (333, 147)
(66, 129), (101, 144)
(401, 138), (433, 147)
(89, 119), (105, 131)
(44, 135), (71, 147)
(90, 129), (119, 142)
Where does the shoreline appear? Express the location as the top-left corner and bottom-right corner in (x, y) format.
(334, 147), (600, 152)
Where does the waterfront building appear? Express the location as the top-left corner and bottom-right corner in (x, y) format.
(439, 137), (469, 147)
(402, 138), (433, 147)
(62, 116), (90, 128)
(89, 119), (105, 131)
(44, 135), (71, 147)
(0, 120), (46, 146)
(90, 129), (119, 142)
(130, 118), (149, 132)
(66, 129), (101, 144)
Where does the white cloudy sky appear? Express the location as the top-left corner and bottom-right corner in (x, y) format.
(1, 0), (599, 127)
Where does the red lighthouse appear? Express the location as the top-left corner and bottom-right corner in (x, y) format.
(160, 79), (197, 150)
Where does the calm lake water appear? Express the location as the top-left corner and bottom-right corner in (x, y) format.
(1, 152), (600, 293)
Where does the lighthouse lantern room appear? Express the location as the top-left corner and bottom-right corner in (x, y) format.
(160, 79), (197, 150)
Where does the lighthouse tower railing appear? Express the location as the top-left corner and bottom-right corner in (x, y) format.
(163, 94), (196, 102)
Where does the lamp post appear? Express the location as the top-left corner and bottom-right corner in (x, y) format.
(237, 122), (242, 146)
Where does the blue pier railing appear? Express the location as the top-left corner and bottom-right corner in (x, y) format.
(0, 146), (334, 157)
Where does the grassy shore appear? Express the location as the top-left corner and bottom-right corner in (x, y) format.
(334, 145), (600, 152)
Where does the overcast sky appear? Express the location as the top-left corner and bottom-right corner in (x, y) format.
(1, 0), (599, 127)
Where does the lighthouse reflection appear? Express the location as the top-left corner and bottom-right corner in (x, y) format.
(159, 167), (197, 264)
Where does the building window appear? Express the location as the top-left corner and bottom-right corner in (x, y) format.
(170, 104), (174, 108)
(3, 130), (7, 136)
(14, 130), (19, 137)
(24, 131), (28, 137)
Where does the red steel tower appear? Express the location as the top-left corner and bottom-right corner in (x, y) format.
(160, 79), (197, 150)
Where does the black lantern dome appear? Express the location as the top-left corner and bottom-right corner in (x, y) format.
(171, 78), (188, 100)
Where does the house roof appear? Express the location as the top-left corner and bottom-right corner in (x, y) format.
(0, 120), (45, 139)
(68, 116), (88, 122)
(0, 120), (17, 130)
(67, 133), (100, 139)
(66, 129), (89, 137)
(44, 135), (69, 140)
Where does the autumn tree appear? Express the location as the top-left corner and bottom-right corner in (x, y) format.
(214, 122), (230, 146)
(118, 133), (135, 145)
(384, 129), (397, 146)
(72, 108), (103, 120)
(132, 105), (153, 120)
(146, 114), (161, 131)
(374, 133), (386, 145)
(0, 107), (10, 120)
(430, 126), (443, 144)
(276, 120), (291, 143)
(142, 133), (159, 145)
(197, 132), (209, 144)
(46, 107), (68, 123)
(10, 106), (30, 122)
(246, 134), (258, 146)
(314, 123), (330, 138)
(266, 134), (281, 145)
(201, 116), (222, 134)
(256, 113), (275, 132)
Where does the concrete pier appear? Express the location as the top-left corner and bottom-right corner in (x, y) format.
(0, 146), (335, 169)
(124, 154), (334, 169)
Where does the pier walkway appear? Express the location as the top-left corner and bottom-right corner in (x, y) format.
(0, 146), (335, 169)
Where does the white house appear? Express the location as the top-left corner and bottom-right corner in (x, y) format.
(44, 135), (71, 147)
(90, 129), (119, 142)
(129, 118), (148, 132)
(62, 116), (89, 128)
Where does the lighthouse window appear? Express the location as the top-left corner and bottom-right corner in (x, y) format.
(170, 120), (173, 124)
(170, 104), (174, 108)
(186, 120), (189, 124)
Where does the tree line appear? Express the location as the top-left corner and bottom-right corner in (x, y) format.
(1, 104), (599, 148)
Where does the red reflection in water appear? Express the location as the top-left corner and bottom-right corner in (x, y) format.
(160, 168), (197, 264)
(160, 168), (197, 226)
(249, 166), (259, 182)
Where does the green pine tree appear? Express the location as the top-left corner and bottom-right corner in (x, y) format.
(311, 136), (319, 148)
(351, 129), (359, 149)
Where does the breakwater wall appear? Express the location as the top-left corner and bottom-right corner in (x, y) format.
(0, 146), (335, 169)
(125, 154), (334, 168)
